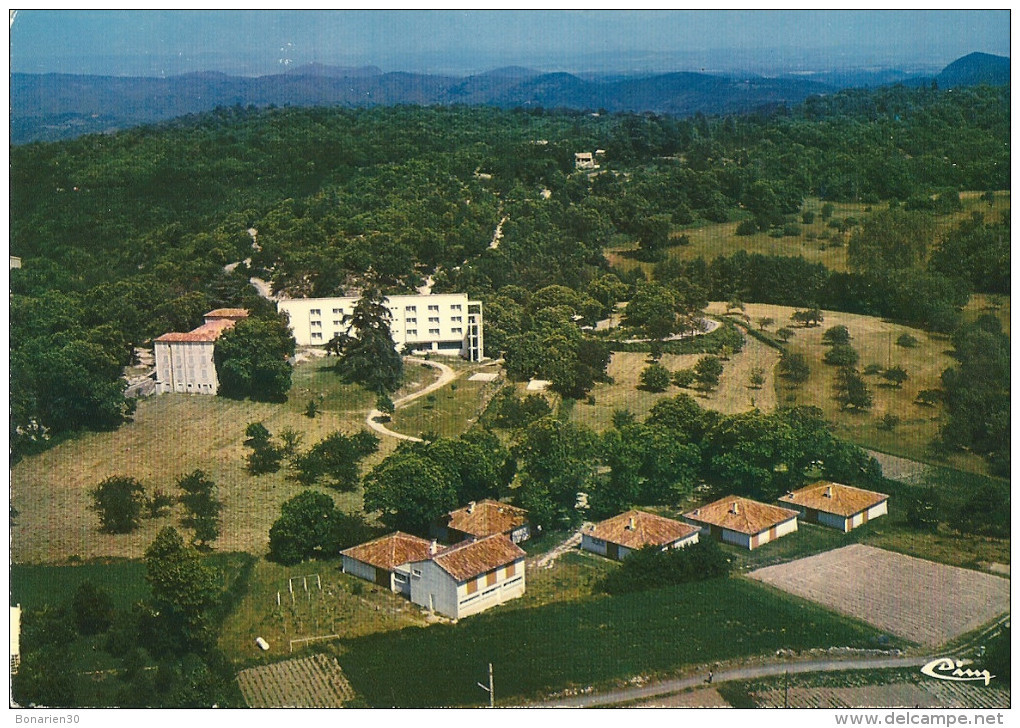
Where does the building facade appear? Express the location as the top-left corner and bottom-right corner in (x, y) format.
(778, 481), (889, 532)
(407, 535), (526, 620)
(154, 309), (248, 395)
(684, 496), (799, 550)
(278, 293), (483, 361)
(581, 510), (700, 561)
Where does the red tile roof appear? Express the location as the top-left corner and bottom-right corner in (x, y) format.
(426, 534), (525, 582)
(586, 510), (700, 550)
(684, 496), (799, 535)
(340, 532), (433, 571)
(779, 481), (889, 517)
(444, 499), (528, 538)
(154, 309), (248, 343)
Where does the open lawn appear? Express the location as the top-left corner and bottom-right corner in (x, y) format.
(10, 356), (438, 563)
(704, 302), (990, 475)
(571, 332), (779, 431)
(606, 191), (1011, 278)
(335, 576), (889, 707)
(748, 544), (1010, 648)
(386, 360), (503, 439)
(963, 292), (1010, 336)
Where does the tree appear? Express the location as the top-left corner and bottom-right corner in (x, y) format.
(624, 282), (680, 340)
(243, 424), (282, 475)
(757, 316), (775, 331)
(214, 314), (295, 401)
(634, 214), (672, 260)
(748, 367), (765, 389)
(672, 368), (695, 388)
(294, 430), (379, 490)
(71, 581), (115, 635)
(915, 389), (941, 407)
(820, 202), (835, 220)
(791, 307), (823, 327)
(143, 527), (219, 655)
(776, 327), (794, 342)
(177, 470), (222, 548)
(91, 476), (146, 533)
(823, 343), (859, 367)
(896, 333), (919, 348)
(778, 352), (810, 384)
(881, 365), (909, 388)
(602, 539), (730, 594)
(735, 220), (757, 236)
(834, 367), (873, 410)
(363, 448), (458, 534)
(304, 399), (318, 418)
(821, 325), (851, 346)
(333, 288), (404, 392)
(694, 355), (724, 390)
(639, 363), (671, 392)
(645, 393), (709, 442)
(847, 209), (934, 274)
(269, 490), (372, 564)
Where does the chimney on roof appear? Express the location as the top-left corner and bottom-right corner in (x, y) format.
(731, 501), (740, 515)
(467, 501), (476, 514)
(627, 515), (636, 531)
(430, 539), (438, 555)
(824, 485), (833, 498)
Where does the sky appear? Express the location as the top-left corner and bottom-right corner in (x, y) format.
(9, 10), (1012, 77)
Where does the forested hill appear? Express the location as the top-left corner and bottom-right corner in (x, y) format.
(10, 84), (1010, 467)
(11, 51), (1009, 144)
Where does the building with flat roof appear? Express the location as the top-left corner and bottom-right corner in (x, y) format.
(278, 293), (483, 361)
(154, 309), (248, 395)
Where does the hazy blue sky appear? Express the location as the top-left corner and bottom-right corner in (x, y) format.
(10, 10), (1011, 76)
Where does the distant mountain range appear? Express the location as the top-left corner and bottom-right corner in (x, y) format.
(10, 53), (1009, 144)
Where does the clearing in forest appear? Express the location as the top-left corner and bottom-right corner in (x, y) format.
(748, 544), (1010, 648)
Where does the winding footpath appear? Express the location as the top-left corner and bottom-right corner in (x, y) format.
(365, 357), (458, 442)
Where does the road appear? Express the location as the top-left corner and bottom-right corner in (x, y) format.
(532, 653), (931, 707)
(365, 357), (457, 442)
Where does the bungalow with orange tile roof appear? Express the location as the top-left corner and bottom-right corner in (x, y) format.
(581, 510), (700, 561)
(154, 308), (248, 395)
(683, 496), (799, 550)
(778, 481), (889, 532)
(432, 499), (531, 544)
(340, 532), (434, 596)
(407, 534), (526, 619)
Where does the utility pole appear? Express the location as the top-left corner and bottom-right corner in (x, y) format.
(476, 662), (494, 707)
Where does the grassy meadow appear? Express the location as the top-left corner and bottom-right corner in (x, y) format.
(386, 360), (504, 439)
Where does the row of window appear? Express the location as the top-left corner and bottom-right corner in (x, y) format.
(465, 561), (517, 595)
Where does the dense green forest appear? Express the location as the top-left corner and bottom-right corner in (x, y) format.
(10, 84), (1010, 467)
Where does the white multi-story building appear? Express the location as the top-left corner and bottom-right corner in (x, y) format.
(153, 309), (248, 395)
(278, 293), (484, 361)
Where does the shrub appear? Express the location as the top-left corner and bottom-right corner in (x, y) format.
(778, 352), (810, 384)
(672, 368), (696, 388)
(821, 325), (851, 346)
(71, 581), (115, 635)
(144, 489), (176, 519)
(775, 327), (794, 342)
(896, 333), (919, 348)
(863, 363), (884, 376)
(602, 539), (730, 595)
(823, 343), (859, 367)
(639, 363), (672, 392)
(881, 366), (909, 388)
(783, 223), (802, 237)
(802, 211), (816, 224)
(820, 202), (835, 220)
(735, 220), (758, 236)
(91, 476), (146, 533)
(878, 413), (900, 431)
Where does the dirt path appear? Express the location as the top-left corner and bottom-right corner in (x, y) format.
(365, 357), (458, 442)
(531, 530), (583, 569)
(534, 654), (930, 707)
(865, 449), (934, 484)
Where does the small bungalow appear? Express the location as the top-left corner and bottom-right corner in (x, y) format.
(778, 481), (889, 532)
(340, 532), (434, 596)
(581, 510), (700, 561)
(432, 499), (530, 544)
(683, 496), (799, 550)
(407, 534), (526, 620)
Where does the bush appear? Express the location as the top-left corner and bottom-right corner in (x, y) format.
(896, 333), (919, 348)
(881, 365), (908, 388)
(71, 581), (115, 635)
(672, 368), (696, 388)
(639, 363), (672, 392)
(778, 352), (810, 384)
(91, 476), (146, 533)
(602, 539), (731, 595)
(802, 211), (816, 224)
(878, 413), (900, 431)
(863, 363), (884, 376)
(821, 325), (851, 346)
(735, 220), (758, 236)
(823, 343), (859, 367)
(820, 202), (835, 220)
(783, 223), (802, 237)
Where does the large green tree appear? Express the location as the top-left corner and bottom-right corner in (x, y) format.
(269, 490), (372, 564)
(362, 447), (459, 534)
(91, 476), (146, 534)
(214, 314), (295, 401)
(332, 288), (404, 393)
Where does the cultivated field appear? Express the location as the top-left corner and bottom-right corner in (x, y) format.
(704, 301), (988, 473)
(752, 679), (1009, 709)
(236, 653), (356, 707)
(607, 191), (1011, 277)
(748, 544), (1010, 648)
(9, 356), (438, 563)
(571, 332), (780, 431)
